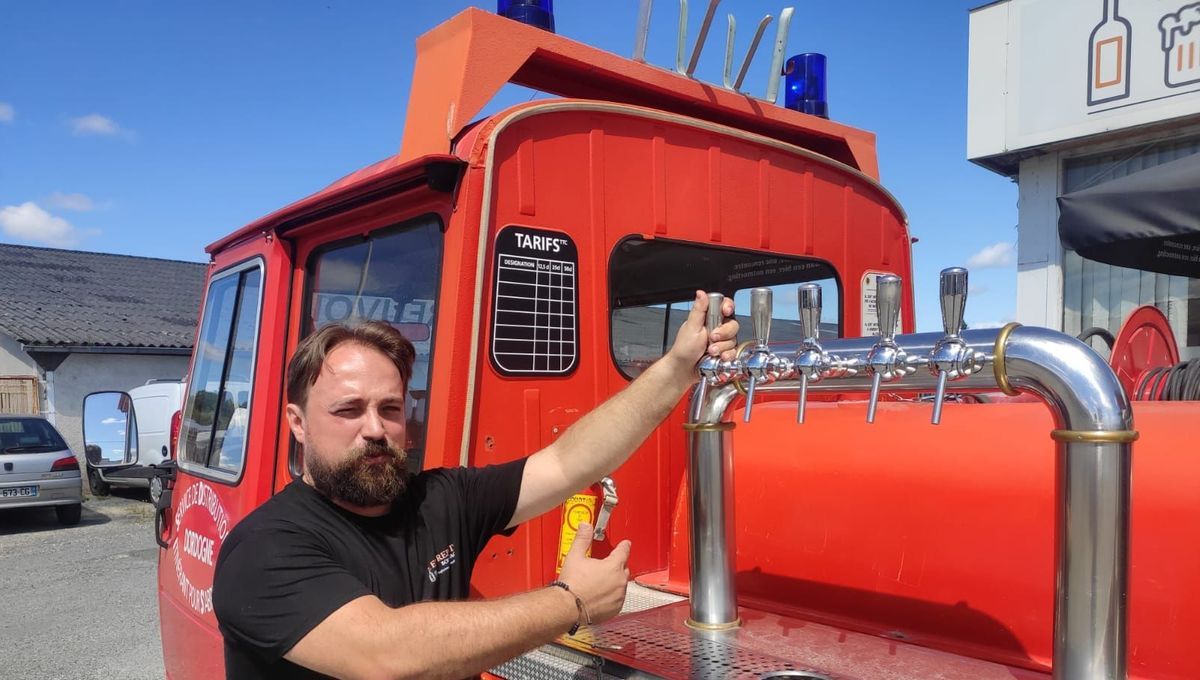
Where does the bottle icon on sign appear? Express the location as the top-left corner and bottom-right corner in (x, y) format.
(1159, 3), (1200, 88)
(1088, 0), (1132, 105)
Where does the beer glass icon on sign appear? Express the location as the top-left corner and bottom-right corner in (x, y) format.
(1088, 0), (1132, 105)
(1160, 3), (1200, 88)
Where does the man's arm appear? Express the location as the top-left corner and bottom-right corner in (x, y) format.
(284, 528), (628, 680)
(509, 290), (738, 529)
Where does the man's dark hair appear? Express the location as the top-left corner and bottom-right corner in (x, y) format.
(287, 321), (415, 408)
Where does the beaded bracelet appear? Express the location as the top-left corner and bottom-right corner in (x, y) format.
(548, 580), (590, 635)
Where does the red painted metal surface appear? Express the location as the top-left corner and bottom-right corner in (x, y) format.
(460, 104), (913, 596)
(660, 399), (1200, 679)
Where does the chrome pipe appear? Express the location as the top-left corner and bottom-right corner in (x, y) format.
(684, 324), (1132, 678)
(1003, 325), (1132, 680)
(685, 383), (741, 628)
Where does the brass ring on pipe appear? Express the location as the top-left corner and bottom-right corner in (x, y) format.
(682, 422), (736, 432)
(730, 340), (757, 396)
(992, 322), (1021, 396)
(1050, 429), (1140, 443)
(684, 617), (743, 631)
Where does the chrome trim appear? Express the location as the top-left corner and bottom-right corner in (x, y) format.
(686, 323), (1133, 679)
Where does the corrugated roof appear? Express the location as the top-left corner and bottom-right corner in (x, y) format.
(0, 243), (207, 350)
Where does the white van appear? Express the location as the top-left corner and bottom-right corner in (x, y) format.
(82, 379), (185, 505)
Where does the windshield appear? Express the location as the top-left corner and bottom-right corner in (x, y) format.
(0, 418), (69, 453)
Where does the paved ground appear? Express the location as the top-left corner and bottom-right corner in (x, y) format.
(0, 489), (166, 680)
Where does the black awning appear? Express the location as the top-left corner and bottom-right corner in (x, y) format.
(1058, 153), (1200, 278)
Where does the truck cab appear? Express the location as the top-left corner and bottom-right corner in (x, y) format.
(152, 7), (1197, 680)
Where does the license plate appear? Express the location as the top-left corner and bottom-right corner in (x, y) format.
(0, 486), (38, 498)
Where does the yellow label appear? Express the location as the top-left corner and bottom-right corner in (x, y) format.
(556, 493), (596, 573)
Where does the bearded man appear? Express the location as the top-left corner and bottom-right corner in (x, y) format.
(212, 292), (738, 679)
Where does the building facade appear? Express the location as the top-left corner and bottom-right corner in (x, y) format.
(969, 0), (1200, 359)
(0, 243), (206, 457)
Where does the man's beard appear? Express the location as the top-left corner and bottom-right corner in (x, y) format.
(307, 440), (412, 508)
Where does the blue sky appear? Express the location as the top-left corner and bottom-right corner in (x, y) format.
(0, 1), (1016, 331)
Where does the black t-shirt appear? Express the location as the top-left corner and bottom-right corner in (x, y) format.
(212, 458), (527, 679)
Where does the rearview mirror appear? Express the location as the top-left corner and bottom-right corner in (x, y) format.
(83, 391), (138, 468)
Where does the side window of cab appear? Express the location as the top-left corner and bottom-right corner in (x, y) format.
(178, 260), (264, 481)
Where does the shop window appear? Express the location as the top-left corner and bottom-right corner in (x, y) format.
(1062, 139), (1200, 360)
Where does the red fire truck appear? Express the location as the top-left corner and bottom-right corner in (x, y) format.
(135, 5), (1195, 679)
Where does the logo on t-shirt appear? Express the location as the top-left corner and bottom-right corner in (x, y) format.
(427, 543), (457, 583)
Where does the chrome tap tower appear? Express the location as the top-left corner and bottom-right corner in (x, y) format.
(686, 267), (1134, 680)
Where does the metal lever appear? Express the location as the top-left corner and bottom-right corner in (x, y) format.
(743, 287), (774, 422)
(866, 275), (902, 423)
(794, 283), (824, 423)
(593, 477), (619, 541)
(930, 267), (970, 425)
(694, 292), (727, 412)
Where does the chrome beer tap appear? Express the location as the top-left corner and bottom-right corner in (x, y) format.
(694, 293), (728, 410)
(928, 267), (981, 424)
(864, 274), (904, 424)
(793, 283), (828, 424)
(742, 288), (784, 422)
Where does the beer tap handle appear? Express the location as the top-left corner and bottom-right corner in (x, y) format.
(798, 283), (821, 343)
(932, 267), (968, 425)
(796, 283), (822, 424)
(867, 275), (901, 424)
(694, 292), (726, 410)
(744, 287), (772, 422)
(877, 275), (901, 344)
(940, 267), (968, 339)
(707, 292), (725, 338)
(751, 287), (772, 347)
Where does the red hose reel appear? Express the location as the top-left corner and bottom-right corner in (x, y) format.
(1107, 305), (1180, 400)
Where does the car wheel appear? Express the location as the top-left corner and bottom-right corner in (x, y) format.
(88, 468), (111, 497)
(149, 475), (163, 507)
(56, 503), (82, 526)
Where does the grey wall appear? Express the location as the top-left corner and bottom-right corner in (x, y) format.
(0, 334), (37, 376)
(53, 353), (191, 458)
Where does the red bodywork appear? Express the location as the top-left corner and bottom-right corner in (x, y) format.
(157, 9), (1198, 679)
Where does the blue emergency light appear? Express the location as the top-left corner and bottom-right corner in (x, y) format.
(783, 53), (828, 119)
(497, 0), (555, 33)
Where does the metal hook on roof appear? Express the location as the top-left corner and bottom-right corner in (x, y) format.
(686, 0), (722, 77)
(765, 7), (794, 103)
(634, 0), (653, 62)
(734, 14), (773, 92)
(675, 0), (688, 74)
(722, 14), (736, 88)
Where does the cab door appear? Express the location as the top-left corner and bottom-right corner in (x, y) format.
(157, 232), (292, 680)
